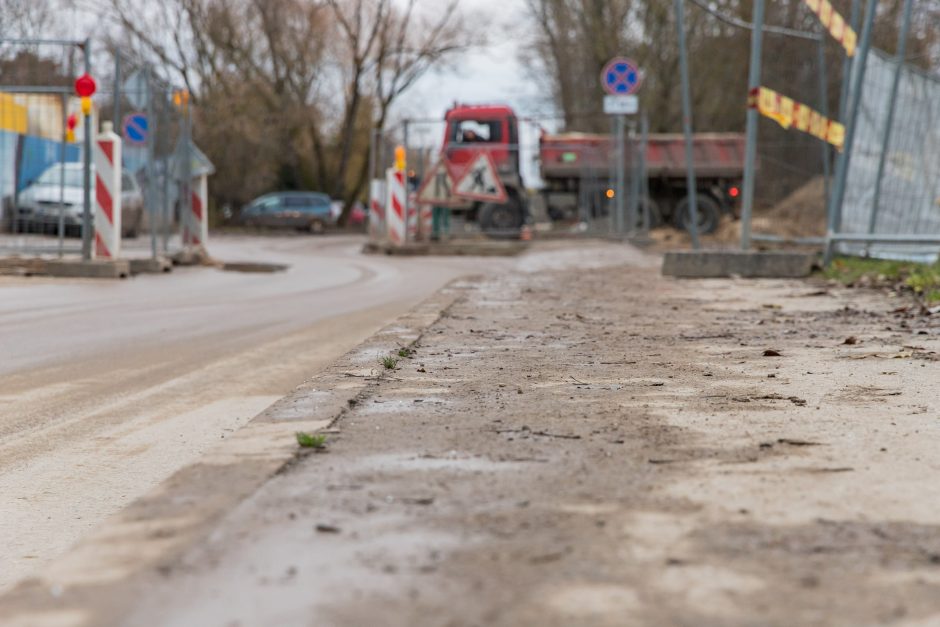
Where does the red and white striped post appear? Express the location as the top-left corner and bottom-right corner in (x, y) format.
(385, 168), (406, 246)
(183, 174), (209, 248)
(93, 121), (122, 259)
(368, 178), (386, 242)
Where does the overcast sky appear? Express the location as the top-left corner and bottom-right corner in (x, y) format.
(396, 0), (551, 137)
(54, 0), (552, 179)
(394, 0), (563, 184)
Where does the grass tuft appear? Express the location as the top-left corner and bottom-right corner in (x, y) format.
(824, 257), (940, 304)
(296, 432), (327, 449)
(380, 355), (399, 370)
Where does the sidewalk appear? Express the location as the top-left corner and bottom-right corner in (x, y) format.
(6, 244), (940, 626)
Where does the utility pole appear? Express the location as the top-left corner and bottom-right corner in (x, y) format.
(81, 38), (93, 261)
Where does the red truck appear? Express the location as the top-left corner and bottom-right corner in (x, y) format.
(439, 103), (746, 236)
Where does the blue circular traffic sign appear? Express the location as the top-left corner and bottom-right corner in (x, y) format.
(122, 113), (148, 145)
(601, 57), (642, 95)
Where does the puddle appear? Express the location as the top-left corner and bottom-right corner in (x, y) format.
(385, 387), (449, 395)
(220, 262), (289, 273)
(355, 452), (532, 473)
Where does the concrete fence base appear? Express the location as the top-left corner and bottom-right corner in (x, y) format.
(662, 250), (816, 278)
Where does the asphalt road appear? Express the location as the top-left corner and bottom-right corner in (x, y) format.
(0, 234), (507, 593)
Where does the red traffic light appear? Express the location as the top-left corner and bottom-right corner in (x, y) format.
(74, 73), (96, 98)
(66, 113), (78, 131)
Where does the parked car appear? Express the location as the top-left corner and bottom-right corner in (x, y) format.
(16, 163), (145, 237)
(241, 191), (334, 233)
(330, 200), (368, 227)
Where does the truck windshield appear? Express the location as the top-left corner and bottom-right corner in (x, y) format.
(450, 120), (501, 144)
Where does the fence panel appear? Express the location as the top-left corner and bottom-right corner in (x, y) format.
(1, 40), (202, 261)
(0, 92), (87, 255)
(367, 117), (651, 245)
(839, 50), (940, 261)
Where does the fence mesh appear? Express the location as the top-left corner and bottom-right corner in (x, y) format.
(748, 24), (834, 246)
(839, 49), (940, 261)
(0, 40), (198, 259)
(0, 90), (86, 252)
(369, 117), (652, 243)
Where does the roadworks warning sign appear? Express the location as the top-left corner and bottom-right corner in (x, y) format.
(453, 151), (508, 203)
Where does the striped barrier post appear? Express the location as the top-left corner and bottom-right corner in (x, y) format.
(93, 121), (122, 259)
(184, 173), (209, 248)
(368, 178), (386, 242)
(385, 168), (406, 246)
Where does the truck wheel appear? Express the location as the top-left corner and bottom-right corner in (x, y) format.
(479, 201), (524, 239)
(636, 197), (662, 230)
(674, 193), (721, 235)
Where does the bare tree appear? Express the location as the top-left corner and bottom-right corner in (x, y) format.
(0, 0), (54, 40)
(99, 0), (477, 222)
(325, 0), (479, 222)
(524, 0), (938, 135)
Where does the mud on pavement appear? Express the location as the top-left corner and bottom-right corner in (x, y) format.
(6, 246), (940, 626)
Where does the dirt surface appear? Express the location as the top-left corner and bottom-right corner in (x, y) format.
(650, 176), (828, 250)
(5, 242), (940, 626)
(0, 234), (514, 593)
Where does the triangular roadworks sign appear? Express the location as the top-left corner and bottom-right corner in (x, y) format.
(453, 151), (508, 203)
(416, 158), (461, 206)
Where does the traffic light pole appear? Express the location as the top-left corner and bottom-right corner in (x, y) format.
(81, 38), (93, 261)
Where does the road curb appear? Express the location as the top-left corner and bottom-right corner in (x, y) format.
(363, 240), (529, 256)
(128, 256), (173, 275)
(0, 284), (465, 627)
(0, 257), (131, 279)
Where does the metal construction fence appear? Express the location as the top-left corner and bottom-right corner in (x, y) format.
(711, 0), (940, 264)
(0, 89), (84, 253)
(0, 38), (205, 260)
(837, 49), (940, 261)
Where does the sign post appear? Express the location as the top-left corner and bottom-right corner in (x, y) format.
(601, 57), (642, 237)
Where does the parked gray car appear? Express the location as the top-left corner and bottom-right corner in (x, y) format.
(241, 191), (334, 233)
(16, 163), (145, 237)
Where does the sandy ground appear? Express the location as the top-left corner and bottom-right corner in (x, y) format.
(4, 239), (940, 626)
(19, 242), (930, 626)
(0, 234), (514, 593)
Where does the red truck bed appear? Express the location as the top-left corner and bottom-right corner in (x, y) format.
(540, 132), (746, 180)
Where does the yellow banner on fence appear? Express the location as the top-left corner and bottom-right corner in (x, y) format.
(804, 0), (857, 56)
(748, 86), (845, 150)
(0, 93), (28, 134)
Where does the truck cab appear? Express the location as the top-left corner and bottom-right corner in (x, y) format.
(443, 104), (521, 176)
(441, 104), (527, 237)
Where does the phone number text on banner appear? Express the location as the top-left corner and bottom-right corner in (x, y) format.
(804, 0), (857, 56)
(748, 86), (845, 151)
